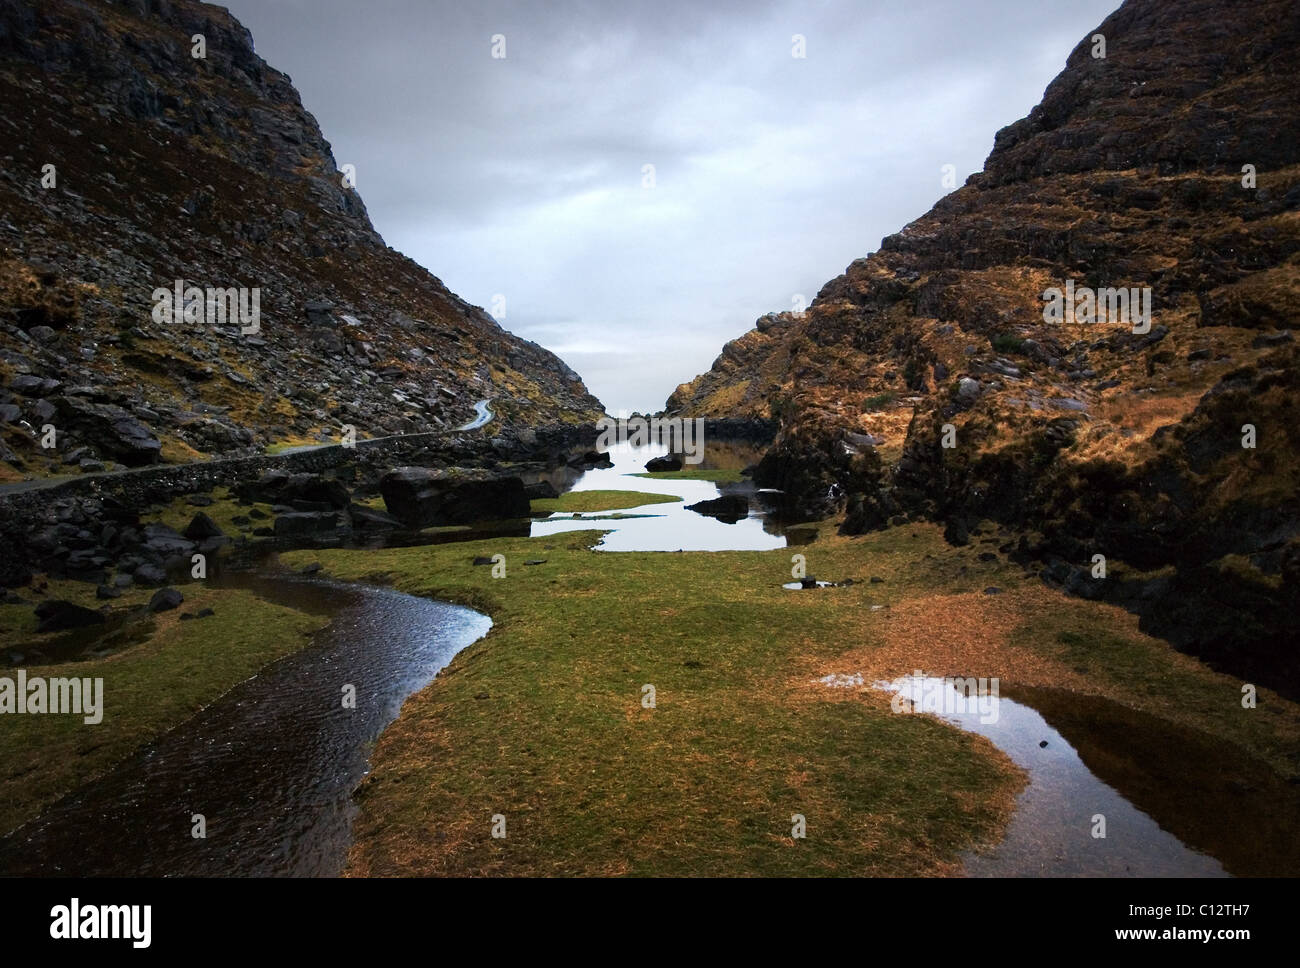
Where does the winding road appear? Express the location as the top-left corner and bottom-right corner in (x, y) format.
(454, 398), (494, 431)
(0, 399), (495, 496)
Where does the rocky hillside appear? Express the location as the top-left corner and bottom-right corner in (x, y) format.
(0, 0), (603, 481)
(669, 0), (1300, 695)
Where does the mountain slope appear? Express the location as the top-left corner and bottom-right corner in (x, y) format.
(669, 0), (1300, 694)
(0, 0), (602, 478)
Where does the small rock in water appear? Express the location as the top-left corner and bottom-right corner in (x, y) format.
(644, 455), (682, 472)
(299, 562), (322, 575)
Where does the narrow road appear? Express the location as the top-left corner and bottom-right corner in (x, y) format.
(0, 399), (495, 497)
(455, 399), (494, 431)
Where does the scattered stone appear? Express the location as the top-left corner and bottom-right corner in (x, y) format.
(149, 587), (184, 612)
(644, 455), (683, 472)
(182, 511), (225, 540)
(684, 494), (749, 523)
(380, 467), (530, 527)
(524, 480), (560, 500)
(1252, 330), (1293, 348)
(347, 504), (403, 530)
(131, 563), (168, 586)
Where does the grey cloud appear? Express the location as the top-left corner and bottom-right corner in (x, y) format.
(224, 0), (1119, 412)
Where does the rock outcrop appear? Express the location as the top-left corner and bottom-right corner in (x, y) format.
(379, 467), (530, 528)
(0, 0), (603, 482)
(670, 0), (1300, 695)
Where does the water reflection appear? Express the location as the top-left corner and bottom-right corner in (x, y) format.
(875, 676), (1227, 877)
(530, 442), (787, 552)
(0, 574), (491, 876)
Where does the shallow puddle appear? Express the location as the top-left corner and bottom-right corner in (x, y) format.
(875, 675), (1232, 877)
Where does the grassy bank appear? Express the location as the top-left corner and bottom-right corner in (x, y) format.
(0, 583), (326, 836)
(283, 520), (1300, 876)
(632, 468), (744, 483)
(280, 520), (1300, 876)
(530, 490), (681, 514)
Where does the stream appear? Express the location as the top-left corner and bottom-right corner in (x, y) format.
(0, 575), (489, 876)
(1, 439), (1283, 876)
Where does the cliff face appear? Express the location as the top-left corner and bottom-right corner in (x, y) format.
(670, 0), (1300, 694)
(0, 0), (603, 477)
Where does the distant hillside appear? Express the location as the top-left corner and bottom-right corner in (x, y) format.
(669, 0), (1300, 694)
(0, 0), (603, 479)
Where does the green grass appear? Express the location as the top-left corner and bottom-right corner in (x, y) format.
(0, 586), (325, 835)
(145, 487), (273, 538)
(531, 490), (681, 514)
(991, 333), (1026, 354)
(264, 438), (320, 455)
(862, 391), (898, 410)
(278, 520), (1300, 877)
(631, 468), (745, 483)
(288, 526), (1026, 876)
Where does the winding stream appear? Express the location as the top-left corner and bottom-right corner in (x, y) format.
(1, 439), (1287, 876)
(0, 575), (489, 876)
(530, 440), (786, 551)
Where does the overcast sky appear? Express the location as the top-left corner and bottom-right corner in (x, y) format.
(220, 0), (1118, 414)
